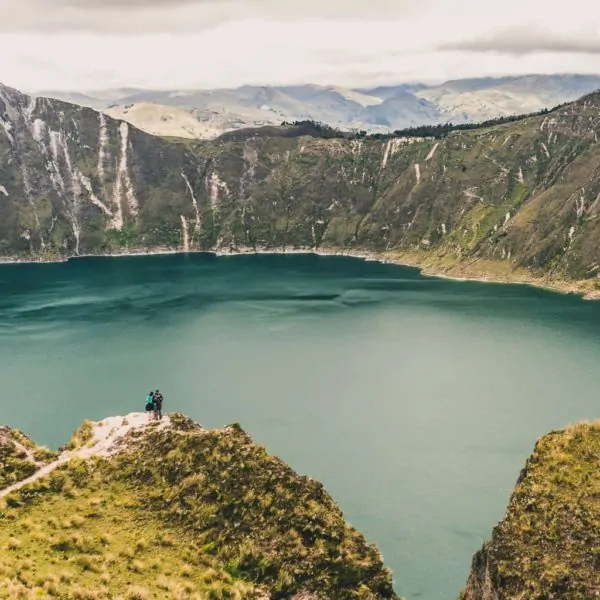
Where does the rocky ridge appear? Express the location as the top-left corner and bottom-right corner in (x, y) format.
(461, 421), (600, 600)
(0, 413), (397, 599)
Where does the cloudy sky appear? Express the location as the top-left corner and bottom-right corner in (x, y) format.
(0, 0), (599, 91)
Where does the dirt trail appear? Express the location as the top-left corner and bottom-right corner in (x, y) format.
(10, 438), (44, 467)
(0, 426), (43, 466)
(0, 412), (171, 500)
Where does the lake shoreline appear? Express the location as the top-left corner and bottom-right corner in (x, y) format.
(1, 245), (599, 301)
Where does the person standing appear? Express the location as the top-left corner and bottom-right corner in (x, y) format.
(153, 390), (164, 421)
(145, 391), (155, 422)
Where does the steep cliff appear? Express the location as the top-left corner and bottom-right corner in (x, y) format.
(2, 82), (600, 291)
(461, 421), (600, 600)
(0, 83), (203, 257)
(0, 413), (397, 600)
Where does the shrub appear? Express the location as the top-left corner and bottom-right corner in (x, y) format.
(7, 537), (22, 550)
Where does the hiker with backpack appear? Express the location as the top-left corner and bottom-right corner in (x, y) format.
(153, 390), (164, 421)
(145, 391), (155, 422)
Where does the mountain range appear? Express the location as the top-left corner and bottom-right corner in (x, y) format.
(2, 79), (600, 297)
(33, 74), (600, 140)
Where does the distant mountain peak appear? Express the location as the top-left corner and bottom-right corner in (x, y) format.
(29, 74), (600, 140)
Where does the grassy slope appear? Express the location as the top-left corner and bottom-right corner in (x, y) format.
(462, 421), (600, 599)
(0, 415), (396, 600)
(185, 96), (600, 286)
(0, 464), (251, 600)
(0, 428), (57, 491)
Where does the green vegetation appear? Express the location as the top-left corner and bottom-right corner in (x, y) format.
(0, 428), (57, 491)
(387, 105), (568, 139)
(0, 439), (37, 492)
(273, 105), (568, 141)
(462, 421), (600, 599)
(0, 465), (254, 599)
(0, 415), (397, 599)
(65, 421), (94, 451)
(102, 228), (145, 251)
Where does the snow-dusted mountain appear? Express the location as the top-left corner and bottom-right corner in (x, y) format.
(34, 74), (600, 140)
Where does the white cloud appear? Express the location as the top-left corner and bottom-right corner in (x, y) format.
(0, 0), (598, 90)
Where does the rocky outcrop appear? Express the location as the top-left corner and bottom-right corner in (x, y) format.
(461, 544), (500, 600)
(0, 413), (397, 599)
(3, 82), (600, 290)
(461, 421), (600, 600)
(0, 426), (56, 490)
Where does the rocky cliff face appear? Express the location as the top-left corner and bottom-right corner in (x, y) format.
(2, 82), (600, 288)
(461, 421), (600, 600)
(0, 83), (205, 257)
(0, 413), (397, 599)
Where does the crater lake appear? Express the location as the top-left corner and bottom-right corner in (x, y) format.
(1, 253), (599, 600)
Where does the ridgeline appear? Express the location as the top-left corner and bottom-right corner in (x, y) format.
(0, 413), (397, 600)
(1, 414), (599, 598)
(1, 82), (600, 297)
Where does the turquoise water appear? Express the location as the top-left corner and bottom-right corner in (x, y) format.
(1, 253), (599, 599)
